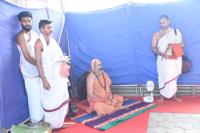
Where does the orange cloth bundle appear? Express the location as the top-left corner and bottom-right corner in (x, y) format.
(168, 43), (184, 59)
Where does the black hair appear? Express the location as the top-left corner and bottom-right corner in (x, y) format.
(159, 15), (169, 20)
(39, 20), (52, 29)
(17, 11), (32, 21)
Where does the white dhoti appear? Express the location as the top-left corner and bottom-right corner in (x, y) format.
(41, 64), (69, 128)
(17, 31), (43, 122)
(157, 56), (182, 98)
(157, 28), (183, 98)
(23, 76), (43, 122)
(42, 80), (69, 128)
(40, 35), (69, 129)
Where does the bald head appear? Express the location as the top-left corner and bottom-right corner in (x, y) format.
(159, 15), (170, 30)
(159, 15), (169, 20)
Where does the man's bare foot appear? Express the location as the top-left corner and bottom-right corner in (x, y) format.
(158, 96), (164, 102)
(172, 96), (182, 102)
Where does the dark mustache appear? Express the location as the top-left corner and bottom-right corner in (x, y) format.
(25, 25), (31, 27)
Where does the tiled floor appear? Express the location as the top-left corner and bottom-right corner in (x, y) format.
(147, 112), (200, 133)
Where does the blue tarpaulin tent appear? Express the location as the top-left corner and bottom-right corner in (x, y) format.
(0, 0), (200, 131)
(67, 0), (200, 85)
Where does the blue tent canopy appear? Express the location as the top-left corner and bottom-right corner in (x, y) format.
(1, 0), (200, 131)
(67, 0), (200, 85)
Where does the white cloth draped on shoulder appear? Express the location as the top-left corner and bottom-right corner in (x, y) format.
(40, 34), (69, 128)
(17, 31), (39, 78)
(157, 28), (182, 98)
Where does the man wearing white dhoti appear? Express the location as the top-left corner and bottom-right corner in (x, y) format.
(151, 15), (184, 102)
(16, 11), (43, 122)
(35, 20), (70, 129)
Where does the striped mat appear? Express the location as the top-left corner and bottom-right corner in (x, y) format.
(72, 99), (157, 130)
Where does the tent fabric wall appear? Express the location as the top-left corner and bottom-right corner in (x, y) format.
(1, 0), (200, 131)
(0, 0), (66, 130)
(66, 0), (200, 85)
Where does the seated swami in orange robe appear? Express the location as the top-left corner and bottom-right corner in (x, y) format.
(86, 59), (123, 116)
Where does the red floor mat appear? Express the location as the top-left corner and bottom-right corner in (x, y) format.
(58, 96), (200, 133)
